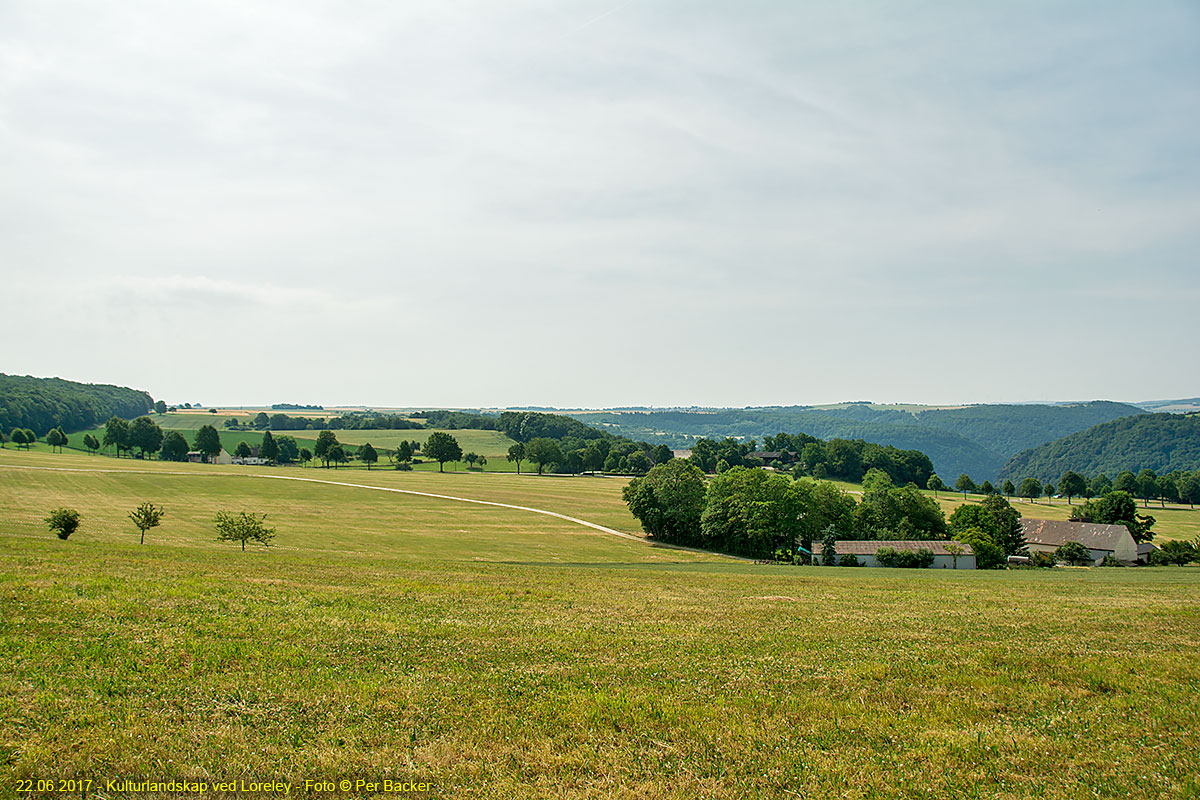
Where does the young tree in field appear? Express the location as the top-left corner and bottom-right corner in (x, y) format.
(395, 440), (413, 464)
(423, 432), (462, 473)
(1002, 479), (1016, 499)
(463, 452), (479, 469)
(83, 433), (101, 455)
(524, 438), (563, 475)
(160, 431), (189, 462)
(45, 427), (64, 452)
(926, 474), (945, 496)
(1179, 472), (1200, 509)
(1059, 471), (1086, 504)
(1044, 483), (1055, 504)
(955, 474), (976, 499)
(359, 442), (378, 469)
(104, 416), (131, 456)
(129, 416), (164, 459)
(314, 430), (340, 468)
(234, 441), (252, 459)
(193, 424), (222, 463)
(154, 400), (168, 414)
(477, 455), (487, 472)
(979, 480), (995, 496)
(45, 507), (81, 540)
(214, 510), (275, 551)
(128, 502), (165, 545)
(1019, 478), (1042, 503)
(945, 541), (965, 569)
(299, 448), (313, 467)
(259, 430), (279, 464)
(507, 442), (526, 474)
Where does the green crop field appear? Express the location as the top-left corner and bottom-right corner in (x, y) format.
(2, 450), (1199, 798)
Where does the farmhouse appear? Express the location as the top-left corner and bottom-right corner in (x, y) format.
(825, 540), (976, 569)
(1019, 519), (1137, 565)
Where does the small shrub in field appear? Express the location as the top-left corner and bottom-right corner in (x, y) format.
(876, 547), (935, 568)
(1031, 551), (1058, 568)
(1055, 541), (1093, 566)
(45, 508), (81, 540)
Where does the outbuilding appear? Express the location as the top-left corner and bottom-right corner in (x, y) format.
(1019, 519), (1137, 565)
(824, 540), (976, 569)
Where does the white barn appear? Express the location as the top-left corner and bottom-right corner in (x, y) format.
(823, 540), (976, 569)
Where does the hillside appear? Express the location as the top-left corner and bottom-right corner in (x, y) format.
(0, 373), (153, 435)
(571, 401), (1144, 481)
(999, 413), (1200, 482)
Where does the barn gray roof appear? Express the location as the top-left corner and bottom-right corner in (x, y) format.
(829, 540), (974, 556)
(1020, 519), (1132, 552)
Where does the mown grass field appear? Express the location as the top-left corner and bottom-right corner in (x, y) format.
(1, 449), (1199, 798)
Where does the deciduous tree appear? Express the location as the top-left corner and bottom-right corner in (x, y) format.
(193, 425), (221, 463)
(424, 432), (462, 473)
(214, 511), (275, 551)
(129, 502), (165, 545)
(507, 442), (526, 474)
(360, 442), (378, 469)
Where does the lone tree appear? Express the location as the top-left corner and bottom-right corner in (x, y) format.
(314, 430), (340, 468)
(507, 442), (526, 474)
(423, 432), (462, 473)
(160, 431), (189, 462)
(128, 502), (165, 545)
(1044, 483), (1056, 505)
(45, 507), (81, 540)
(926, 474), (945, 497)
(821, 525), (838, 567)
(1019, 478), (1042, 503)
(1059, 471), (1086, 504)
(955, 474), (976, 499)
(154, 400), (168, 414)
(1002, 479), (1016, 499)
(525, 438), (563, 475)
(104, 416), (131, 456)
(214, 511), (275, 551)
(193, 424), (222, 463)
(359, 442), (378, 469)
(259, 430), (279, 464)
(129, 416), (164, 458)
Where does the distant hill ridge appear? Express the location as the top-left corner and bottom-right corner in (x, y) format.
(999, 413), (1200, 482)
(569, 401), (1145, 481)
(0, 373), (154, 435)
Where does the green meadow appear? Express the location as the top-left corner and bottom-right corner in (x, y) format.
(1, 450), (1199, 798)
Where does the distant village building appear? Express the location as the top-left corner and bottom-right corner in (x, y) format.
(824, 540), (977, 569)
(1019, 519), (1138, 565)
(1136, 542), (1159, 564)
(671, 449), (693, 460)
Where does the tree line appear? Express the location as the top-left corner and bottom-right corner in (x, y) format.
(623, 461), (1031, 565)
(0, 373), (153, 435)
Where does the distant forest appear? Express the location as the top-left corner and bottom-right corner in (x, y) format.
(1000, 414), (1200, 482)
(570, 402), (1144, 481)
(0, 374), (153, 435)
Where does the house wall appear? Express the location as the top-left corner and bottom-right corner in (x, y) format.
(838, 553), (976, 569)
(1025, 542), (1110, 566)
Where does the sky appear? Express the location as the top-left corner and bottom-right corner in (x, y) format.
(2, 1), (1198, 409)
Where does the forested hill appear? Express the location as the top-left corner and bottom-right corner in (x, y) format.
(569, 401), (1144, 482)
(912, 401), (1144, 456)
(999, 413), (1200, 482)
(0, 374), (153, 435)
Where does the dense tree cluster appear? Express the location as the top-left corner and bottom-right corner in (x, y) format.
(624, 463), (952, 561)
(0, 373), (153, 435)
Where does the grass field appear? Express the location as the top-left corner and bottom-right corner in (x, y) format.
(1, 449), (1199, 798)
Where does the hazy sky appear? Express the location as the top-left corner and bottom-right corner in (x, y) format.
(3, 1), (1198, 408)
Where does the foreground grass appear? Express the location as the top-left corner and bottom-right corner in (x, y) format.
(2, 538), (1197, 799)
